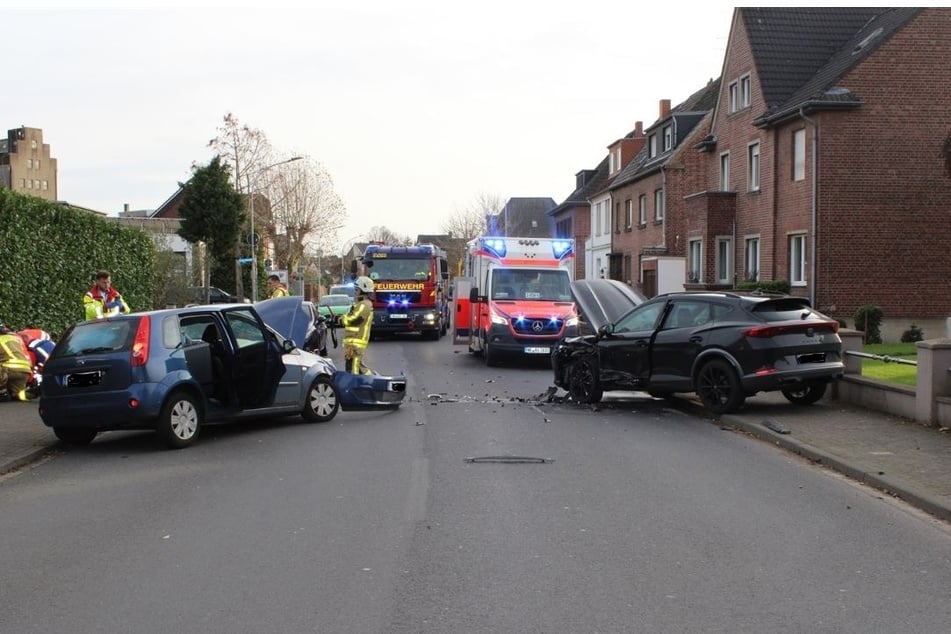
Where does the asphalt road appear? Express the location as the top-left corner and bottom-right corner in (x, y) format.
(2, 335), (951, 632)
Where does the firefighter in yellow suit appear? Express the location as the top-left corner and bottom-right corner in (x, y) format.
(339, 276), (374, 374)
(0, 323), (34, 401)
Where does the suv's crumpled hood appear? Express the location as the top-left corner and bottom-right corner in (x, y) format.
(570, 279), (647, 331)
(254, 296), (312, 345)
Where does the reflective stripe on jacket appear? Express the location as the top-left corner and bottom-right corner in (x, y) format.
(341, 297), (373, 348)
(0, 334), (33, 373)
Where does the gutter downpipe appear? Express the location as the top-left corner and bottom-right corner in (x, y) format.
(798, 107), (819, 308)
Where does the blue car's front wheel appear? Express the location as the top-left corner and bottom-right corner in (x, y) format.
(303, 375), (339, 422)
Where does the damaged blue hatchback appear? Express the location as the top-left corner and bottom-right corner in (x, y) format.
(39, 297), (406, 448)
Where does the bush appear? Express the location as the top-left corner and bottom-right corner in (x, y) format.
(854, 305), (884, 344)
(900, 323), (924, 343)
(733, 279), (791, 294)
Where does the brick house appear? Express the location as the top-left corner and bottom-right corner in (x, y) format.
(681, 7), (951, 336)
(549, 156), (611, 281)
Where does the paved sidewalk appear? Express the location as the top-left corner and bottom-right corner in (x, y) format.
(4, 392), (951, 523)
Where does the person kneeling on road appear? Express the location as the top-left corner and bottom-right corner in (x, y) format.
(339, 276), (374, 375)
(0, 323), (34, 402)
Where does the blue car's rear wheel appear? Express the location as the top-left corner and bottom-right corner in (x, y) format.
(303, 375), (339, 422)
(158, 391), (202, 449)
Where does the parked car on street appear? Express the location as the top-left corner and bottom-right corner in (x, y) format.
(38, 297), (405, 448)
(552, 281), (844, 414)
(316, 293), (353, 320)
(189, 286), (249, 304)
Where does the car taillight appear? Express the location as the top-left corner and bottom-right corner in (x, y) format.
(131, 318), (150, 367)
(744, 320), (840, 338)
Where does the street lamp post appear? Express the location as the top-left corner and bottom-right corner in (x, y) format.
(340, 233), (365, 283)
(246, 156), (303, 302)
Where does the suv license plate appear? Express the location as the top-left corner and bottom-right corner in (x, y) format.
(390, 313), (408, 320)
(524, 346), (550, 354)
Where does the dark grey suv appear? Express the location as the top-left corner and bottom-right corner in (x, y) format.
(552, 282), (844, 414)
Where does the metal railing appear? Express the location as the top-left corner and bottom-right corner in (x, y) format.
(844, 350), (918, 366)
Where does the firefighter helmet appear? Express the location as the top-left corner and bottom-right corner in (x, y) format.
(355, 276), (374, 294)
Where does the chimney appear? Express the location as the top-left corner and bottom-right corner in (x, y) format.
(123, 203), (130, 214)
(660, 99), (671, 119)
(634, 121), (644, 138)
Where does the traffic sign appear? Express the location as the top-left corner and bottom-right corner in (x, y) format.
(247, 232), (260, 247)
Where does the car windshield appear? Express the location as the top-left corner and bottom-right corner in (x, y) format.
(366, 258), (431, 280)
(319, 295), (351, 306)
(490, 269), (571, 301)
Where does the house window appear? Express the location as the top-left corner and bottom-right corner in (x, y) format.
(654, 188), (665, 221)
(35, 159), (40, 170)
(790, 234), (807, 285)
(26, 159), (33, 169)
(716, 237), (733, 284)
(719, 152), (730, 191)
(740, 74), (751, 108)
(615, 201), (621, 233)
(745, 237), (760, 281)
(638, 195), (647, 225)
(688, 240), (702, 283)
(793, 128), (806, 181)
(602, 200), (610, 235)
(728, 80), (738, 113)
(614, 147), (621, 173)
(662, 125), (672, 152)
(748, 141), (760, 192)
(648, 135), (657, 158)
(41, 180), (48, 191)
(625, 199), (633, 230)
(18, 178), (25, 187)
(26, 179), (32, 189)
(31, 139), (37, 149)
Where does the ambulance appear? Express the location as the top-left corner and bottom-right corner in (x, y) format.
(453, 236), (578, 366)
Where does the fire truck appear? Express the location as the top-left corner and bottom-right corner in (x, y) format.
(453, 236), (578, 366)
(357, 243), (450, 339)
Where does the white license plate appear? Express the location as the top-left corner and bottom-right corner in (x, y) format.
(524, 346), (551, 354)
(390, 314), (408, 319)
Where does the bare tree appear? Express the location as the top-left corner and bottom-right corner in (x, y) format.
(443, 192), (501, 240)
(366, 225), (414, 245)
(264, 158), (346, 278)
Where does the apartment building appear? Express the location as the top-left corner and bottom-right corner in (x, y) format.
(0, 126), (58, 201)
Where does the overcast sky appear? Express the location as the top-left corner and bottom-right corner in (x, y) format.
(3, 2), (738, 251)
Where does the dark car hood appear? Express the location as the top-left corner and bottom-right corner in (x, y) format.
(570, 279), (647, 331)
(254, 296), (312, 345)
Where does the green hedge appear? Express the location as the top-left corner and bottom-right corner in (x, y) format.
(0, 189), (155, 338)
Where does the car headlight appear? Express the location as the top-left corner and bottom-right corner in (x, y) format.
(422, 312), (436, 322)
(566, 316), (579, 327)
(489, 312), (507, 325)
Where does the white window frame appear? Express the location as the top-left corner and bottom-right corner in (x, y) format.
(662, 125), (672, 152)
(688, 240), (702, 283)
(748, 141), (761, 192)
(719, 152), (730, 191)
(648, 135), (657, 158)
(716, 237), (733, 285)
(654, 188), (665, 221)
(728, 80), (738, 113)
(740, 74), (751, 109)
(745, 236), (760, 282)
(625, 199), (633, 230)
(638, 194), (647, 225)
(789, 233), (807, 286)
(793, 128), (806, 181)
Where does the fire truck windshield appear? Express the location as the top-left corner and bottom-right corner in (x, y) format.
(490, 269), (571, 301)
(367, 258), (432, 280)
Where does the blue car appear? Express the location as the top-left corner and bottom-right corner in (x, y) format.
(38, 297), (406, 448)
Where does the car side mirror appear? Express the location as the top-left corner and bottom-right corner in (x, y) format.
(469, 287), (480, 303)
(283, 339), (296, 353)
(597, 323), (614, 337)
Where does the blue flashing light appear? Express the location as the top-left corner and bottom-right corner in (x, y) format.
(481, 237), (507, 258)
(551, 240), (573, 259)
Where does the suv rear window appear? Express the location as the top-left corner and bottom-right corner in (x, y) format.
(56, 319), (137, 357)
(751, 298), (821, 322)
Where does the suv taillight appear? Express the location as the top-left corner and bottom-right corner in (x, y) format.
(744, 320), (840, 338)
(131, 318), (150, 367)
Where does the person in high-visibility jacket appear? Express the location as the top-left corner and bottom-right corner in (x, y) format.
(339, 276), (375, 374)
(83, 270), (130, 320)
(0, 323), (34, 402)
